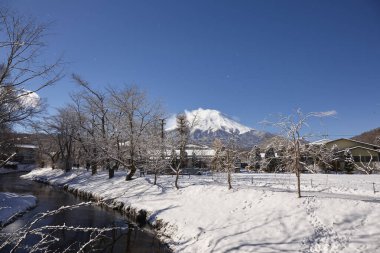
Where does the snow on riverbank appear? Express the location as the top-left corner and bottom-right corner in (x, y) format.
(22, 168), (380, 252)
(0, 192), (37, 227)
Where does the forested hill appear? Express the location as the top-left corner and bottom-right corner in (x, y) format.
(352, 127), (380, 145)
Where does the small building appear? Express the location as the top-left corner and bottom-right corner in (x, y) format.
(13, 144), (38, 164)
(314, 138), (380, 172)
(172, 144), (215, 169)
(324, 138), (380, 162)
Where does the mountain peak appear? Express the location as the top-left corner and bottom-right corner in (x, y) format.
(166, 108), (252, 134)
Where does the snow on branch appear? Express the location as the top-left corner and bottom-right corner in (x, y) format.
(0, 202), (126, 253)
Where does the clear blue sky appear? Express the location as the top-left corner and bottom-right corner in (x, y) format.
(7, 0), (380, 137)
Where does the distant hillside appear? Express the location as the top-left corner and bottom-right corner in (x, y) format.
(352, 127), (380, 145)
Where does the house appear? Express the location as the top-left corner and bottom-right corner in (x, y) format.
(172, 144), (215, 169)
(323, 138), (380, 161)
(313, 138), (380, 172)
(13, 144), (38, 164)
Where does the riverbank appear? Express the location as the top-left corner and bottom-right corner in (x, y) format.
(23, 168), (380, 253)
(0, 192), (37, 227)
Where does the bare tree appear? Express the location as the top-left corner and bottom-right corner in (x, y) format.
(46, 107), (79, 172)
(304, 143), (336, 173)
(108, 86), (163, 180)
(0, 8), (62, 127)
(72, 74), (115, 177)
(169, 114), (190, 189)
(265, 109), (336, 197)
(0, 8), (62, 166)
(0, 202), (124, 253)
(0, 125), (16, 167)
(29, 124), (61, 169)
(349, 151), (380, 174)
(212, 138), (240, 190)
(143, 119), (170, 185)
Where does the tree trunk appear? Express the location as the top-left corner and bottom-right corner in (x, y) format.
(228, 171), (232, 190)
(175, 170), (180, 189)
(85, 161), (90, 171)
(295, 139), (301, 198)
(108, 168), (114, 178)
(91, 163), (97, 175)
(107, 162), (114, 179)
(65, 158), (72, 172)
(51, 158), (56, 170)
(154, 172), (157, 185)
(296, 170), (301, 198)
(126, 164), (136, 181)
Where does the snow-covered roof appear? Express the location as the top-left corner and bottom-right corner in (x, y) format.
(171, 148), (215, 157)
(186, 144), (211, 149)
(310, 139), (331, 145)
(15, 144), (38, 149)
(325, 138), (380, 149)
(335, 146), (380, 154)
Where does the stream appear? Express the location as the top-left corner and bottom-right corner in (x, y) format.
(0, 172), (171, 253)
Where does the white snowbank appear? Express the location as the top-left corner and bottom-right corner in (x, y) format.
(0, 192), (37, 227)
(22, 169), (380, 252)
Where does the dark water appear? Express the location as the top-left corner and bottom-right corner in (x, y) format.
(0, 172), (171, 253)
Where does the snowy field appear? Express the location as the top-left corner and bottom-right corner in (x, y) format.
(23, 168), (380, 253)
(0, 192), (37, 227)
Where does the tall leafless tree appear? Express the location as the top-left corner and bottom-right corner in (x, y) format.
(0, 8), (62, 126)
(143, 119), (170, 185)
(169, 114), (190, 189)
(71, 74), (115, 177)
(108, 86), (163, 180)
(46, 107), (78, 172)
(0, 8), (62, 166)
(212, 137), (240, 190)
(265, 109), (336, 197)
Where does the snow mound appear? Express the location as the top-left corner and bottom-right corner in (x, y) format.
(0, 192), (37, 227)
(166, 108), (252, 134)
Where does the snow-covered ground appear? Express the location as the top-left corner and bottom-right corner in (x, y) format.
(0, 192), (37, 227)
(22, 168), (380, 253)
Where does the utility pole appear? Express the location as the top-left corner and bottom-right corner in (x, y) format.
(160, 118), (165, 140)
(159, 118), (165, 159)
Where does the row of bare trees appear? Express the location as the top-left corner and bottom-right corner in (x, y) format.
(211, 109), (379, 196)
(211, 110), (343, 197)
(33, 77), (169, 180)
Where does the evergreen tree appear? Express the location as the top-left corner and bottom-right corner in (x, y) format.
(264, 147), (278, 172)
(252, 146), (262, 171)
(343, 149), (355, 174)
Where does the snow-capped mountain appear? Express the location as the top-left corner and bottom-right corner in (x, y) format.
(166, 108), (274, 148)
